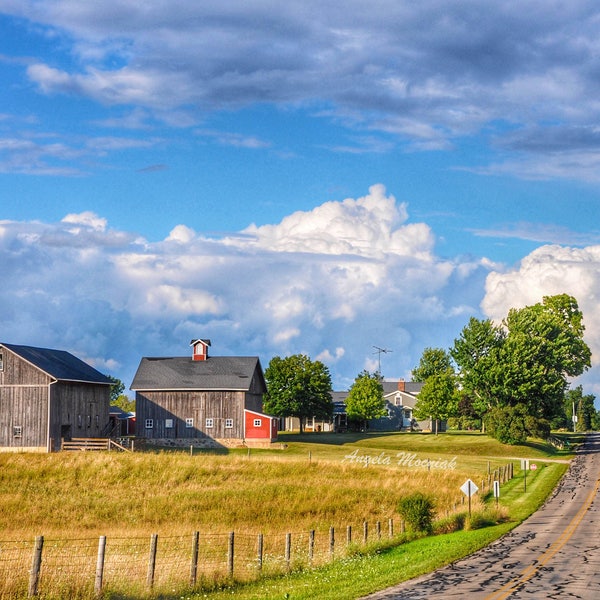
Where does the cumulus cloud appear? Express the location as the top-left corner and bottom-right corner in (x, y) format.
(0, 186), (492, 389)
(482, 244), (600, 395)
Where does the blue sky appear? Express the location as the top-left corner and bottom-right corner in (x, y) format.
(2, 1), (600, 399)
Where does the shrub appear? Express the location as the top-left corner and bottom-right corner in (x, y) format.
(433, 511), (466, 534)
(397, 492), (436, 534)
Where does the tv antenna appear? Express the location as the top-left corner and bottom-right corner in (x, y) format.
(373, 346), (392, 373)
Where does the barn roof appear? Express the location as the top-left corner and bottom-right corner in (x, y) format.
(130, 356), (265, 392)
(1, 343), (112, 385)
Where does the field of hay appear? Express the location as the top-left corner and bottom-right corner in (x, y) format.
(0, 431), (571, 599)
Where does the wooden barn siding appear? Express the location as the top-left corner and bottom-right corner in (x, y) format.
(136, 390), (247, 439)
(0, 349), (51, 448)
(49, 382), (111, 449)
(0, 386), (48, 449)
(0, 348), (53, 386)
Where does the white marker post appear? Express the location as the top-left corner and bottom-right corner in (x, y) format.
(493, 480), (500, 508)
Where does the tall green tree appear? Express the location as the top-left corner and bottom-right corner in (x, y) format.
(452, 294), (591, 443)
(411, 347), (454, 382)
(345, 370), (386, 430)
(565, 386), (596, 432)
(502, 294), (591, 421)
(451, 317), (506, 421)
(263, 354), (333, 433)
(106, 375), (125, 404)
(412, 370), (457, 435)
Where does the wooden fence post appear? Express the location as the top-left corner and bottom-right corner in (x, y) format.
(28, 535), (44, 598)
(147, 534), (158, 590)
(329, 527), (335, 560)
(388, 518), (393, 538)
(363, 521), (368, 544)
(346, 525), (352, 546)
(227, 532), (235, 577)
(308, 530), (315, 566)
(190, 531), (199, 586)
(376, 521), (381, 540)
(94, 535), (106, 596)
(257, 533), (264, 572)
(285, 533), (291, 571)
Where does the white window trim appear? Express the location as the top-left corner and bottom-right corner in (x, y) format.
(145, 419), (154, 429)
(205, 418), (214, 428)
(165, 419), (174, 429)
(186, 418), (194, 428)
(225, 418), (233, 428)
(253, 419), (262, 427)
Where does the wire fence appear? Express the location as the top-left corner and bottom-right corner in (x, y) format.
(0, 520), (399, 599)
(0, 464), (515, 599)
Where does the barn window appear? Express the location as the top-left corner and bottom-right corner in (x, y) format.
(186, 418), (194, 428)
(225, 418), (233, 428)
(205, 418), (214, 428)
(145, 419), (153, 429)
(253, 419), (262, 427)
(13, 426), (22, 438)
(165, 419), (173, 428)
(0, 352), (3, 370)
(78, 415), (83, 428)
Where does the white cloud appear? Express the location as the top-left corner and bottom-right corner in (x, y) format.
(0, 186), (493, 389)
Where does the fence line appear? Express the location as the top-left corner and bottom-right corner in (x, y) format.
(0, 462), (515, 599)
(2, 520), (397, 599)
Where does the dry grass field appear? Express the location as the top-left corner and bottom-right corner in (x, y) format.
(0, 431), (573, 599)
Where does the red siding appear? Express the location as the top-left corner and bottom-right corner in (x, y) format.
(244, 409), (277, 441)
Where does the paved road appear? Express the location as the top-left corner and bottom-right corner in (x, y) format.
(361, 433), (600, 599)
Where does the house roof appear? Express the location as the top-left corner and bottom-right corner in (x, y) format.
(130, 356), (265, 392)
(1, 343), (112, 385)
(382, 381), (423, 396)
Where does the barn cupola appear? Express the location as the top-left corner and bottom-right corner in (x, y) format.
(190, 338), (211, 361)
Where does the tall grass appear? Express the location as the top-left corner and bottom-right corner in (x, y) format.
(0, 431), (574, 599)
(0, 451), (477, 538)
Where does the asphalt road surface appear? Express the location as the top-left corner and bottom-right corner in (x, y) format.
(361, 432), (600, 599)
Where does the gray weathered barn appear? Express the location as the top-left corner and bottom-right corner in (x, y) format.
(131, 339), (276, 448)
(0, 343), (112, 452)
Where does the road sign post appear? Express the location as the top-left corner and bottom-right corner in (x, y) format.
(460, 479), (479, 517)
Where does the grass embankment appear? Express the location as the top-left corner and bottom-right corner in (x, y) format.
(0, 431), (576, 599)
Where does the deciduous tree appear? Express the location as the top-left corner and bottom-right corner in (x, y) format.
(263, 354), (333, 433)
(345, 370), (386, 430)
(412, 370), (457, 435)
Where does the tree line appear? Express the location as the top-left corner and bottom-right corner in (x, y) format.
(262, 294), (596, 444)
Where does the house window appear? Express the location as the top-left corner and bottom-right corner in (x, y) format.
(225, 418), (233, 428)
(206, 418), (214, 428)
(404, 410), (411, 420)
(13, 426), (22, 438)
(186, 418), (194, 428)
(145, 419), (154, 429)
(165, 419), (173, 429)
(253, 419), (262, 427)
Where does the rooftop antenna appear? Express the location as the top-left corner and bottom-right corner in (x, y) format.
(373, 346), (392, 374)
